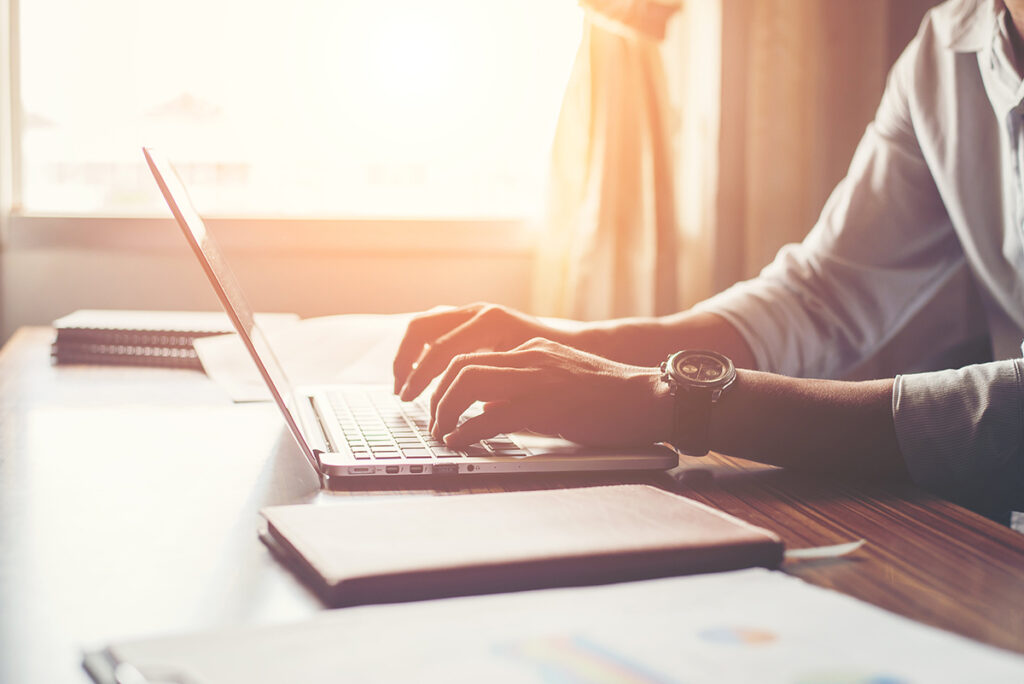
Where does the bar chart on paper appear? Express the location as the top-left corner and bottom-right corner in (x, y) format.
(496, 635), (677, 684)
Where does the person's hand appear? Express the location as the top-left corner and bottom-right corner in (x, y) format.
(427, 337), (672, 448)
(393, 303), (574, 401)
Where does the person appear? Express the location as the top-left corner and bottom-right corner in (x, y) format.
(392, 0), (1024, 524)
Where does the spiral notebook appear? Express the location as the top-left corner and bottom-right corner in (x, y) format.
(51, 309), (299, 369)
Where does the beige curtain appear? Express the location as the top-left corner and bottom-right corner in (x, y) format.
(534, 0), (937, 321)
(532, 1), (683, 321)
(710, 0), (937, 296)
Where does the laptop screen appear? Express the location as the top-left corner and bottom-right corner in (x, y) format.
(142, 147), (321, 475)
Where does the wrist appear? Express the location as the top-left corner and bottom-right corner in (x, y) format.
(659, 349), (737, 456)
(609, 366), (676, 446)
(644, 368), (676, 445)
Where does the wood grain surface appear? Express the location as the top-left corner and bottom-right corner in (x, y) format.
(2, 327), (1023, 684)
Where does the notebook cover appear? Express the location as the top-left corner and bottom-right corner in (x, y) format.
(50, 310), (299, 368)
(260, 484), (784, 606)
(53, 310), (299, 342)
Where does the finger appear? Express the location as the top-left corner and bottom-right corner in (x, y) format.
(399, 313), (497, 400)
(428, 350), (542, 431)
(432, 366), (542, 440)
(513, 336), (559, 352)
(443, 402), (530, 447)
(392, 307), (476, 394)
(393, 307), (470, 393)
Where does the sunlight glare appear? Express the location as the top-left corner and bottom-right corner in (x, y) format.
(18, 0), (584, 218)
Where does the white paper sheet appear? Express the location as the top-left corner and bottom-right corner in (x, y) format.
(784, 539), (865, 560)
(194, 314), (410, 402)
(193, 313), (586, 403)
(101, 568), (1024, 684)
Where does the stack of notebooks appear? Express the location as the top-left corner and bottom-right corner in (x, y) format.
(51, 309), (298, 370)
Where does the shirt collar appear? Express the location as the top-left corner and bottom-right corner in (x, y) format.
(944, 0), (1001, 52)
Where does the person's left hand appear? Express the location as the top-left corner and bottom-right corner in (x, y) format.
(428, 337), (672, 448)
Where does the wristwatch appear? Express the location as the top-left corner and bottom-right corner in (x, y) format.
(659, 350), (737, 456)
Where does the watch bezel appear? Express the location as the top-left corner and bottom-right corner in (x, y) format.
(664, 349), (737, 391)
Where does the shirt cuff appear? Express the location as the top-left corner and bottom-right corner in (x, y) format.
(892, 359), (1024, 522)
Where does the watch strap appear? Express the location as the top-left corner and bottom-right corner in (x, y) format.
(672, 387), (712, 457)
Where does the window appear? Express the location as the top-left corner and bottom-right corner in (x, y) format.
(15, 0), (582, 219)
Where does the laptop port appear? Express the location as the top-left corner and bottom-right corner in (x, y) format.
(385, 465), (400, 474)
(409, 465), (424, 474)
(432, 463), (458, 475)
(349, 466), (373, 474)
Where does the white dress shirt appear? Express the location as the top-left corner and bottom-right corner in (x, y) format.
(695, 0), (1024, 521)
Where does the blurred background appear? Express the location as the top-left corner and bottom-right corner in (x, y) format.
(0, 0), (939, 352)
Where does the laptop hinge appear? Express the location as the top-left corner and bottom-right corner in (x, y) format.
(308, 395), (339, 457)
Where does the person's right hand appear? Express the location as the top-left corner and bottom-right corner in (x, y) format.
(393, 303), (572, 401)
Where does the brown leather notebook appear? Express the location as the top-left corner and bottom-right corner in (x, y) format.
(260, 484), (783, 607)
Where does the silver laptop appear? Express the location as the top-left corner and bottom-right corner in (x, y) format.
(143, 147), (677, 485)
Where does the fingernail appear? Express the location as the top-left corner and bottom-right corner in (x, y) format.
(399, 383), (411, 401)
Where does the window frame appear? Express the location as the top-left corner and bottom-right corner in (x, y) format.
(1, 0), (541, 256)
(1, 0), (20, 241)
(6, 214), (535, 255)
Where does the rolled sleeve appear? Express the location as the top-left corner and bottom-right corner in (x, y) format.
(693, 29), (961, 380)
(893, 358), (1024, 522)
(691, 293), (777, 373)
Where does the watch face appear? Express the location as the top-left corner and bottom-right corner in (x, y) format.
(673, 351), (735, 387)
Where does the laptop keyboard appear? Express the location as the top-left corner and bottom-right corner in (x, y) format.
(326, 389), (529, 461)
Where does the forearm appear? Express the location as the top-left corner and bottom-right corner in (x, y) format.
(707, 370), (909, 480)
(567, 314), (906, 478)
(570, 311), (758, 370)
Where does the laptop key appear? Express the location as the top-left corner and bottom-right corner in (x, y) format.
(327, 388), (533, 469)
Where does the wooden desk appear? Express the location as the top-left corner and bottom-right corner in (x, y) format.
(2, 327), (1023, 682)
